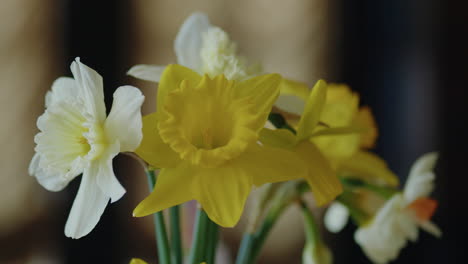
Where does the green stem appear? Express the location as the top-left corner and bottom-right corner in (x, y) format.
(235, 234), (255, 264)
(205, 220), (219, 264)
(341, 178), (397, 199)
(145, 170), (171, 264)
(188, 208), (210, 264)
(299, 200), (321, 245)
(170, 206), (183, 264)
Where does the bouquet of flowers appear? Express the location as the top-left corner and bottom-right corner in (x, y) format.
(29, 13), (441, 264)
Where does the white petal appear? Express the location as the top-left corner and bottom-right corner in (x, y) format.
(29, 154), (75, 192)
(127, 64), (166, 82)
(96, 142), (126, 203)
(104, 85), (144, 152)
(419, 221), (442, 238)
(404, 152), (438, 203)
(46, 77), (77, 108)
(174, 12), (211, 70)
(64, 162), (109, 239)
(324, 202), (349, 233)
(70, 57), (106, 122)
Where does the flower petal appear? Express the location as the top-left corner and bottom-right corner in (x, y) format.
(275, 78), (309, 115)
(340, 151), (399, 187)
(235, 74), (282, 130)
(296, 80), (327, 142)
(295, 141), (342, 206)
(133, 163), (194, 217)
(233, 144), (307, 186)
(157, 64), (201, 113)
(324, 202), (350, 233)
(259, 128), (296, 149)
(404, 152), (438, 203)
(129, 259), (148, 264)
(135, 112), (181, 168)
(70, 58), (106, 122)
(96, 142), (125, 203)
(193, 165), (252, 227)
(64, 162), (109, 239)
(105, 86), (144, 152)
(127, 64), (166, 82)
(46, 77), (77, 108)
(174, 12), (211, 70)
(29, 153), (77, 192)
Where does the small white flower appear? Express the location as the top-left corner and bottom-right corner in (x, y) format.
(29, 58), (144, 239)
(354, 152), (441, 264)
(127, 12), (260, 82)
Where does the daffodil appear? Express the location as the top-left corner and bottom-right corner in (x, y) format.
(275, 81), (398, 187)
(128, 12), (260, 82)
(29, 58), (144, 238)
(354, 152), (441, 264)
(133, 65), (307, 227)
(259, 80), (343, 205)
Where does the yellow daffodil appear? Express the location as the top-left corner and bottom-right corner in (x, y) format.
(275, 81), (398, 187)
(128, 12), (260, 83)
(259, 80), (343, 206)
(134, 65), (307, 227)
(29, 58), (145, 238)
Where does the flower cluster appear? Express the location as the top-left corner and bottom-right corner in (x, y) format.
(29, 12), (441, 264)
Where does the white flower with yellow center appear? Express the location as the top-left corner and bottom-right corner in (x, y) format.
(29, 58), (144, 239)
(127, 12), (260, 82)
(354, 152), (442, 264)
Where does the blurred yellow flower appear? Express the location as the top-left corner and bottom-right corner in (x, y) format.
(260, 80), (343, 206)
(134, 65), (307, 227)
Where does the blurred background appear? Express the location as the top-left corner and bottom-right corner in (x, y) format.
(0, 0), (465, 263)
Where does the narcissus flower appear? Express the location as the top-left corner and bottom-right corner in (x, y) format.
(134, 65), (307, 227)
(259, 80), (343, 205)
(354, 152), (441, 264)
(275, 81), (398, 187)
(128, 12), (260, 82)
(29, 58), (144, 238)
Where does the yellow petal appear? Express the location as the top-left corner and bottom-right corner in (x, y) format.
(295, 141), (343, 206)
(235, 73), (282, 128)
(135, 112), (181, 168)
(321, 83), (359, 127)
(278, 78), (310, 100)
(193, 165), (252, 227)
(311, 126), (364, 137)
(340, 151), (399, 187)
(233, 144), (308, 186)
(129, 259), (148, 264)
(354, 106), (378, 149)
(157, 64), (201, 113)
(259, 128), (296, 149)
(133, 163), (194, 217)
(296, 80), (327, 142)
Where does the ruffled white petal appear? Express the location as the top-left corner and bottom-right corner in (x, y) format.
(45, 77), (77, 108)
(174, 12), (211, 70)
(404, 152), (438, 203)
(29, 153), (76, 192)
(324, 202), (349, 233)
(96, 141), (125, 203)
(64, 162), (109, 239)
(127, 64), (166, 82)
(70, 57), (106, 122)
(104, 86), (144, 152)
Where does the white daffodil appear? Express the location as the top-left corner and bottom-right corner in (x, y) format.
(29, 58), (144, 239)
(354, 152), (441, 264)
(127, 12), (260, 82)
